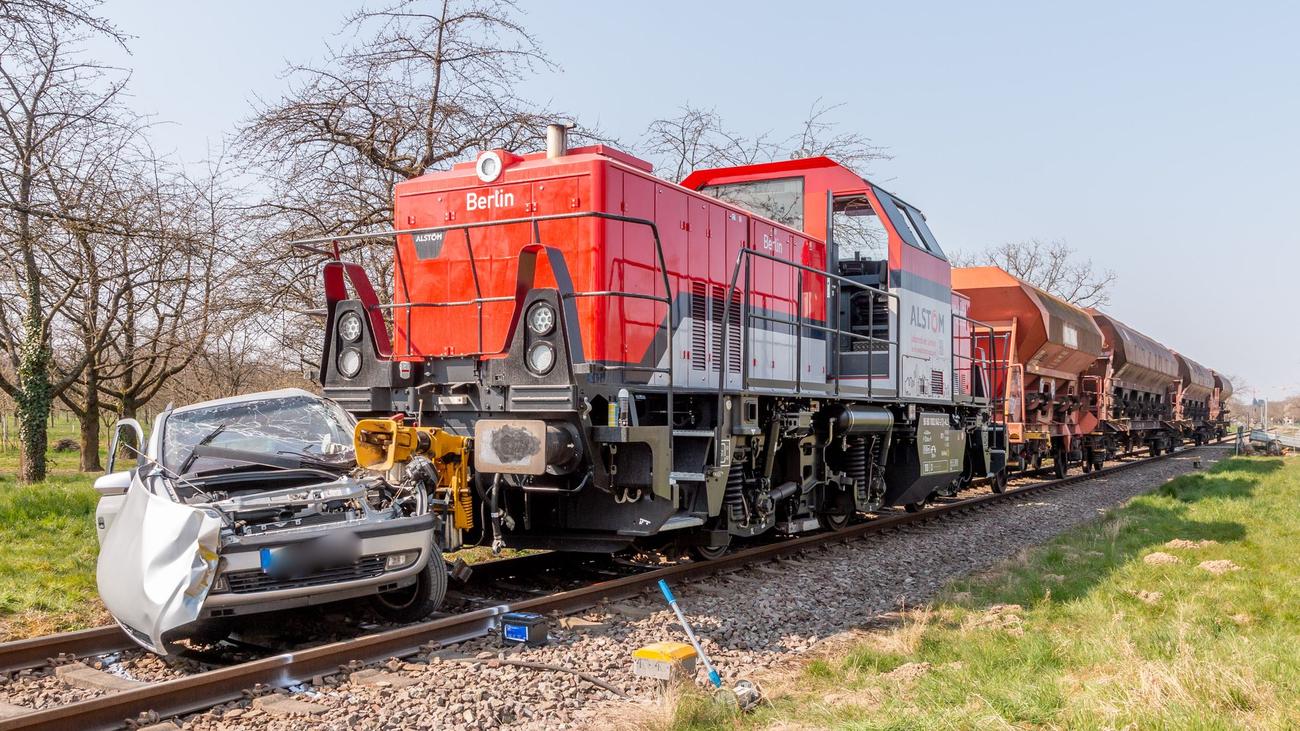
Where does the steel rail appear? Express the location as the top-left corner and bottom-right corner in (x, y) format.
(0, 550), (571, 676)
(0, 443), (1225, 731)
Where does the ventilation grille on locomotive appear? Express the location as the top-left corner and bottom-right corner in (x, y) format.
(711, 285), (742, 372)
(690, 281), (708, 371)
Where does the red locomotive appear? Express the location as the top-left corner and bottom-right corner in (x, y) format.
(306, 126), (1227, 579)
(311, 127), (1003, 560)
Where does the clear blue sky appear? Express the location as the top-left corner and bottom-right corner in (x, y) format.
(95, 0), (1300, 398)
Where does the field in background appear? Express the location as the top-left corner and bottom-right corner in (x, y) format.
(664, 455), (1300, 730)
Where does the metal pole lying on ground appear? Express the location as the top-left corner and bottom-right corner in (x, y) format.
(657, 579), (722, 688)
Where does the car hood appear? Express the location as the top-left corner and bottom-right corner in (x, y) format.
(97, 473), (221, 655)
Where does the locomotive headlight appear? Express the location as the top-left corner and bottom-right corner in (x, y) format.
(527, 342), (556, 375)
(338, 347), (363, 379)
(527, 302), (556, 336)
(475, 150), (503, 183)
(338, 311), (363, 343)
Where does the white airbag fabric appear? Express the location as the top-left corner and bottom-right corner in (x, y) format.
(96, 475), (221, 654)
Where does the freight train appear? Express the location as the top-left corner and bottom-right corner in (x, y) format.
(303, 126), (1229, 601)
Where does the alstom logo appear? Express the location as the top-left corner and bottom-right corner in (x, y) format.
(909, 305), (946, 334)
(466, 189), (515, 211)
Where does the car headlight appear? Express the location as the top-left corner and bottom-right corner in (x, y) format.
(338, 347), (363, 378)
(527, 342), (556, 375)
(385, 550), (419, 571)
(475, 150), (503, 183)
(527, 302), (556, 336)
(338, 311), (363, 343)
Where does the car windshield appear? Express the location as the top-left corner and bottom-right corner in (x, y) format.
(161, 394), (356, 474)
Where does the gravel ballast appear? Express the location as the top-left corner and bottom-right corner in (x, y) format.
(5, 447), (1230, 729)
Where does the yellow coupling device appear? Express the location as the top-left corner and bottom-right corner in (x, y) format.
(354, 418), (474, 530)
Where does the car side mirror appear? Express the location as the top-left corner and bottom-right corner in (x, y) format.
(93, 471), (132, 496)
(106, 418), (146, 474)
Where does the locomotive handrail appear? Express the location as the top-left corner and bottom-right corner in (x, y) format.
(714, 245), (903, 456)
(951, 312), (1004, 406)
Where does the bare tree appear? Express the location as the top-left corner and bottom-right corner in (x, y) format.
(642, 99), (890, 256)
(93, 156), (237, 447)
(0, 0), (123, 44)
(954, 238), (1118, 308)
(0, 3), (133, 482)
(642, 99), (888, 183)
(240, 0), (589, 370)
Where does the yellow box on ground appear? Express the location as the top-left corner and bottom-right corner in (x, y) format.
(632, 641), (697, 681)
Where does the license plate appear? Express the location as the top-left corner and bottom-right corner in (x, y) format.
(259, 532), (361, 577)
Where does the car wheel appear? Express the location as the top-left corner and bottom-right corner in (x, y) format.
(370, 545), (448, 623)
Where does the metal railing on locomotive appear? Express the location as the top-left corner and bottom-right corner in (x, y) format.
(712, 246), (1002, 405)
(290, 211), (678, 423)
(951, 312), (1005, 407)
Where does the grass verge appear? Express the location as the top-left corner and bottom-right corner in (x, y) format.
(659, 455), (1300, 730)
(0, 421), (107, 640)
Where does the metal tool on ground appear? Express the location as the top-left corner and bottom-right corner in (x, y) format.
(657, 579), (722, 688)
(655, 579), (765, 711)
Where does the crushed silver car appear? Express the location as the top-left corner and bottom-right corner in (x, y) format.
(94, 388), (450, 654)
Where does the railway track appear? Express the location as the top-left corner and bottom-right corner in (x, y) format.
(0, 442), (1224, 730)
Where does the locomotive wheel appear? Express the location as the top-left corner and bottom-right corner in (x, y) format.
(817, 510), (852, 531)
(1053, 454), (1068, 480)
(904, 501), (926, 513)
(1083, 460), (1093, 474)
(990, 469), (1008, 494)
(689, 542), (730, 561)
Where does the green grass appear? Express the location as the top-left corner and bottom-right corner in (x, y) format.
(0, 418), (107, 640)
(662, 456), (1300, 731)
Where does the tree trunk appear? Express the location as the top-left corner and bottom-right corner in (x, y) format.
(17, 319), (52, 484)
(79, 385), (102, 472)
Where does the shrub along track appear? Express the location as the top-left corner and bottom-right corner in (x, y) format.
(0, 442), (1225, 730)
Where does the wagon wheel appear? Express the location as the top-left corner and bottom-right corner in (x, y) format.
(990, 469), (1008, 494)
(1053, 452), (1069, 480)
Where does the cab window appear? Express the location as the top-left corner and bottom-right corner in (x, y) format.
(830, 195), (887, 257)
(879, 193), (945, 259)
(699, 176), (804, 229)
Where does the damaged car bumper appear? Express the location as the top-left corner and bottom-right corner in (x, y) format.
(202, 512), (434, 618)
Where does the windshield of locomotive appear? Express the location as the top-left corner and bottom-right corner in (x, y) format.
(161, 394), (356, 475)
